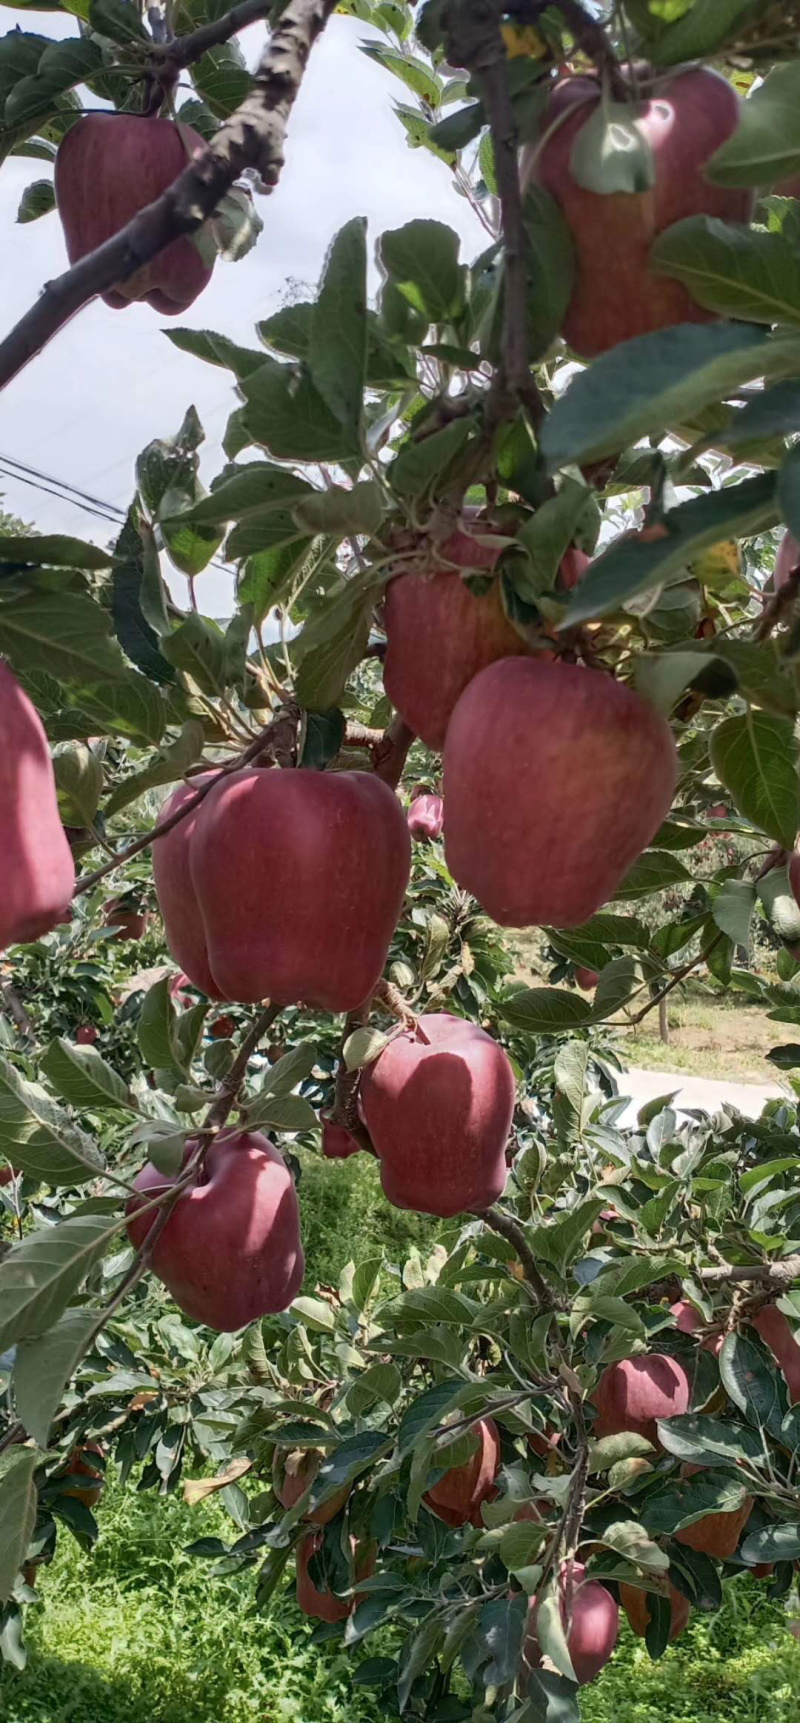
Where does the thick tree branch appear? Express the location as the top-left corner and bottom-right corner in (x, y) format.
(698, 1255), (800, 1287)
(480, 1206), (558, 1308)
(0, 0), (336, 391)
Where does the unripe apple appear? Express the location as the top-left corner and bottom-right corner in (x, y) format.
(383, 523), (528, 749)
(0, 663), (74, 950)
(423, 1417), (501, 1527)
(523, 1563), (619, 1685)
(74, 1025), (98, 1046)
(295, 1532), (376, 1622)
(272, 1449), (349, 1525)
(775, 530), (800, 591)
(407, 792), (444, 841)
(575, 966), (598, 991)
(675, 1464), (752, 1559)
(619, 1580), (689, 1642)
(749, 1304), (800, 1403)
(55, 115), (213, 313)
(592, 1355), (690, 1448)
(523, 69), (752, 358)
(153, 778), (226, 999)
(127, 1130), (304, 1331)
(321, 1118), (362, 1160)
(360, 1013), (515, 1217)
(443, 659), (678, 928)
(61, 1442), (105, 1510)
(171, 767), (410, 1011)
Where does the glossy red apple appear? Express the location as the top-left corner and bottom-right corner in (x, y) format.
(321, 1118), (363, 1160)
(523, 1562), (619, 1685)
(383, 522), (528, 749)
(295, 1533), (376, 1623)
(273, 1449), (349, 1525)
(407, 792), (444, 840)
(182, 768), (410, 1010)
(74, 1025), (98, 1046)
(0, 663), (74, 951)
(153, 778), (226, 999)
(55, 115), (213, 313)
(209, 1014), (235, 1040)
(127, 1129), (303, 1331)
(619, 1580), (689, 1642)
(423, 1417), (501, 1527)
(592, 1355), (690, 1448)
(443, 659), (678, 928)
(360, 1012), (515, 1217)
(523, 68), (752, 357)
(575, 966), (598, 991)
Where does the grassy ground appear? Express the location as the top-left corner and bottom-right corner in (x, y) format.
(3, 1482), (800, 1723)
(620, 997), (789, 1086)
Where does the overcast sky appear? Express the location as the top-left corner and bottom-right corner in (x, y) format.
(0, 10), (485, 610)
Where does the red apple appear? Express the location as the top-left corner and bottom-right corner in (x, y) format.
(0, 1164), (14, 1187)
(360, 1012), (515, 1217)
(273, 1449), (349, 1525)
(167, 768), (410, 1011)
(443, 659), (677, 928)
(559, 547), (591, 591)
(592, 1355), (690, 1448)
(74, 1025), (98, 1046)
(103, 899), (149, 942)
(675, 1464), (752, 1559)
(321, 1118), (363, 1160)
(61, 1442), (105, 1510)
(55, 115), (213, 313)
(774, 530), (799, 591)
(523, 68), (752, 357)
(749, 1304), (800, 1404)
(382, 522), (529, 749)
(407, 792), (444, 841)
(209, 1014), (236, 1041)
(153, 778), (226, 999)
(0, 663), (74, 951)
(575, 967), (598, 991)
(423, 1417), (501, 1527)
(619, 1580), (689, 1642)
(127, 1129), (303, 1331)
(523, 1562), (619, 1685)
(295, 1532), (376, 1623)
(669, 1299), (722, 1355)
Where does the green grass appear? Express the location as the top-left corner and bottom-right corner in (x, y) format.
(4, 1482), (800, 1722)
(296, 1143), (440, 1288)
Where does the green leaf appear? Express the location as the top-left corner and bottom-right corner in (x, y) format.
(652, 217), (800, 328)
(0, 1214), (114, 1351)
(570, 102), (655, 194)
(643, 1470), (750, 1538)
(706, 62), (800, 188)
(238, 538), (315, 629)
(710, 710), (799, 849)
(530, 1198), (604, 1275)
(294, 581), (374, 709)
(601, 1519), (668, 1572)
(309, 217), (368, 441)
(4, 37), (102, 129)
(389, 417), (472, 497)
(343, 1027), (389, 1071)
(293, 481), (383, 538)
(192, 40), (250, 117)
(111, 510), (176, 686)
(520, 186), (575, 365)
(103, 719), (205, 817)
(719, 1331), (788, 1437)
(361, 39), (440, 105)
(0, 1058), (105, 1184)
(52, 740), (103, 827)
(0, 592), (125, 683)
(41, 1037), (133, 1112)
(0, 1450), (37, 1605)
(241, 358), (361, 462)
(161, 613), (227, 695)
(69, 673), (166, 746)
(397, 1378), (465, 1455)
(13, 1307), (97, 1447)
(564, 474), (778, 626)
(428, 100), (483, 151)
(613, 851), (692, 901)
(163, 327), (264, 379)
(535, 1582), (576, 1683)
(656, 1413), (765, 1468)
(379, 219), (464, 323)
(244, 1093), (318, 1133)
(498, 988), (592, 1034)
(711, 879), (756, 947)
(741, 1524), (800, 1564)
(517, 476), (598, 594)
(16, 175), (54, 221)
(542, 325), (800, 470)
(636, 0), (756, 63)
(178, 463), (314, 528)
(713, 639), (800, 718)
(590, 954), (640, 1018)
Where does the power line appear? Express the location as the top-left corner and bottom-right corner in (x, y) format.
(0, 452), (232, 575)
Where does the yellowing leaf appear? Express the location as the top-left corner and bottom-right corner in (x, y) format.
(500, 22), (547, 58)
(183, 1457), (253, 1505)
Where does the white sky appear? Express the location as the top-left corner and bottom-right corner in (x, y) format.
(0, 11), (485, 610)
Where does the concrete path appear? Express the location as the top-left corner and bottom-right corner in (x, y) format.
(614, 1065), (786, 1127)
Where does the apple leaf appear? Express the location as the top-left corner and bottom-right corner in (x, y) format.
(16, 175), (54, 221)
(656, 1414), (764, 1468)
(379, 219), (464, 323)
(522, 185), (575, 363)
(570, 102), (655, 195)
(177, 464), (314, 528)
(41, 1037), (134, 1113)
(498, 987), (592, 1034)
(0, 1214), (115, 1352)
(719, 1331), (788, 1437)
(710, 879), (756, 948)
(706, 62), (800, 187)
(0, 531), (112, 570)
(710, 710), (799, 848)
(0, 1058), (105, 1185)
(0, 1450), (37, 1606)
(309, 217), (368, 442)
(13, 1307), (98, 1448)
(613, 851), (692, 901)
(241, 358), (361, 462)
(389, 417), (473, 498)
(563, 473), (778, 626)
(191, 41), (251, 118)
(163, 327), (264, 379)
(542, 324), (800, 469)
(741, 1524), (800, 1564)
(652, 218), (800, 328)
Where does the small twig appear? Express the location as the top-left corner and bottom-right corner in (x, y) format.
(0, 1421), (25, 1457)
(0, 0), (336, 390)
(150, 0), (273, 72)
(371, 715), (415, 790)
(0, 979), (34, 1043)
(755, 565), (800, 642)
(625, 934), (724, 1029)
(480, 1206), (557, 1309)
(329, 1005), (375, 1154)
(202, 1001), (282, 1132)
